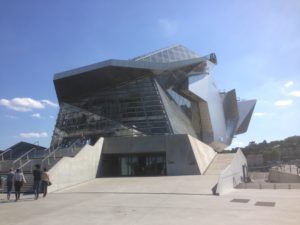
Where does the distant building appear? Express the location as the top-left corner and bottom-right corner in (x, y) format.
(49, 45), (256, 176)
(0, 142), (46, 160)
(246, 154), (264, 167)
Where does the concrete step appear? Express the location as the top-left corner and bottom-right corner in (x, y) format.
(204, 153), (235, 175)
(1, 173), (34, 193)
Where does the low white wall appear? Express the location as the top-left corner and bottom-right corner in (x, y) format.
(269, 170), (300, 183)
(188, 135), (217, 174)
(216, 149), (247, 195)
(48, 138), (103, 192)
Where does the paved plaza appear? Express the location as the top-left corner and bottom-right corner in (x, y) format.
(1, 177), (300, 225)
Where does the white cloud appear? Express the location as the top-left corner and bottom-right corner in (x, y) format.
(41, 100), (58, 107)
(289, 90), (300, 97)
(31, 113), (41, 118)
(49, 115), (55, 119)
(158, 19), (178, 37)
(284, 81), (294, 88)
(19, 132), (48, 138)
(253, 112), (266, 117)
(0, 98), (44, 111)
(274, 99), (293, 106)
(0, 97), (58, 111)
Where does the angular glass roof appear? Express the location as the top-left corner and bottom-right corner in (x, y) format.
(132, 44), (200, 63)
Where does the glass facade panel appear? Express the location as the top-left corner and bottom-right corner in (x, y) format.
(51, 77), (172, 147)
(133, 45), (199, 63)
(166, 88), (192, 119)
(102, 153), (166, 177)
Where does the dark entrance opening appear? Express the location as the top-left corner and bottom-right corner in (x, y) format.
(101, 153), (166, 177)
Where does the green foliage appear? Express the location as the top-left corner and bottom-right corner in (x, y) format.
(229, 136), (300, 161)
(263, 149), (280, 161)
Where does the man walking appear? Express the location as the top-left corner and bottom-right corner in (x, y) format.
(32, 164), (42, 200)
(6, 168), (14, 200)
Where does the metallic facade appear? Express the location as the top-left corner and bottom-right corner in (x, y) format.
(52, 45), (256, 152)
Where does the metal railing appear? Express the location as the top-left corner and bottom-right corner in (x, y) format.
(1, 139), (85, 172)
(18, 159), (34, 172)
(41, 139), (83, 168)
(273, 164), (300, 175)
(12, 147), (37, 169)
(0, 148), (13, 161)
(14, 145), (61, 172)
(237, 182), (300, 189)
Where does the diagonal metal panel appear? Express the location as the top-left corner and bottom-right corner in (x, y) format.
(235, 100), (256, 134)
(222, 90), (239, 144)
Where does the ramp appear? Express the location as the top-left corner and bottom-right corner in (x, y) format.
(204, 154), (235, 175)
(57, 175), (219, 195)
(58, 152), (244, 196)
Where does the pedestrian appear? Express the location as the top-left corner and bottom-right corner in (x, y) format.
(41, 168), (50, 197)
(6, 168), (15, 200)
(13, 169), (26, 201)
(32, 164), (42, 200)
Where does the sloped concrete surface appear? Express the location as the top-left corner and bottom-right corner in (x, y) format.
(57, 176), (219, 195)
(1, 177), (300, 225)
(215, 150), (247, 194)
(204, 153), (235, 175)
(48, 138), (103, 192)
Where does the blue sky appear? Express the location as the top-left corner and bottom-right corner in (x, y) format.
(0, 0), (300, 150)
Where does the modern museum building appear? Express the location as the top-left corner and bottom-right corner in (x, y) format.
(51, 45), (256, 177)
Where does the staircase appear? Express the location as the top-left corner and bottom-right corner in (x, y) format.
(0, 140), (85, 193)
(204, 153), (235, 175)
(1, 172), (35, 193)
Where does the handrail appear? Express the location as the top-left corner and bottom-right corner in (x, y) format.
(12, 139), (83, 172)
(18, 160), (33, 172)
(41, 139), (82, 167)
(14, 146), (52, 172)
(0, 148), (13, 161)
(12, 147), (36, 164)
(12, 147), (37, 170)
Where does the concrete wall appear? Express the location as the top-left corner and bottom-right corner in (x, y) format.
(216, 149), (247, 195)
(102, 134), (216, 176)
(48, 138), (103, 192)
(246, 154), (263, 166)
(269, 170), (300, 183)
(165, 135), (201, 175)
(187, 135), (216, 174)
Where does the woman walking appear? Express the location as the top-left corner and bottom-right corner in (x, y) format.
(14, 169), (26, 201)
(41, 168), (50, 197)
(6, 168), (15, 200)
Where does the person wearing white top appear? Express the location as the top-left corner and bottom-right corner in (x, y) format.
(13, 169), (26, 201)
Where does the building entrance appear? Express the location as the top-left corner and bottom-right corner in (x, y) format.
(101, 153), (166, 177)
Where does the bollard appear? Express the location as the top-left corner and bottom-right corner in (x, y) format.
(274, 183), (276, 190)
(288, 184), (291, 190)
(259, 183), (262, 189)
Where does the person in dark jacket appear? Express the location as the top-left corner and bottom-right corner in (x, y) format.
(6, 168), (15, 200)
(32, 164), (42, 200)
